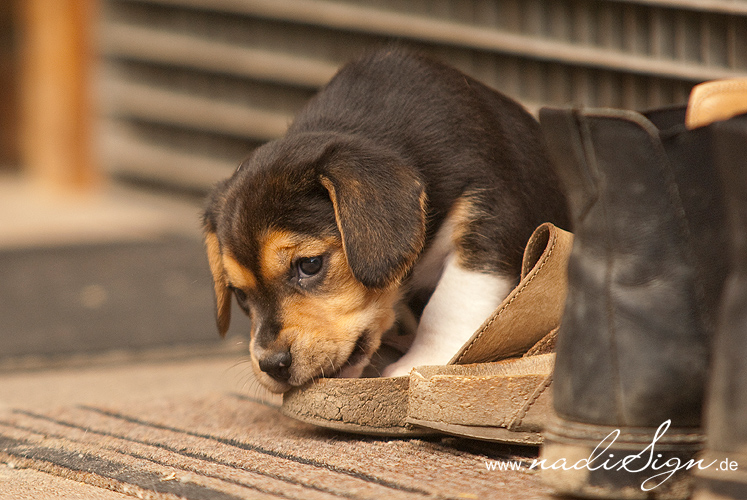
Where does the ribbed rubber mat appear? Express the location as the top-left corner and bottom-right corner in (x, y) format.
(0, 393), (548, 499)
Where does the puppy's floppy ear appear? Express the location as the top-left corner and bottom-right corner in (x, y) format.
(203, 226), (231, 337)
(320, 145), (427, 288)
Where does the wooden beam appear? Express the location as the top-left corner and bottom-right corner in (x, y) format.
(0, 2), (19, 169)
(18, 0), (99, 190)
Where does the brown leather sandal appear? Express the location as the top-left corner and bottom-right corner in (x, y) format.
(406, 222), (572, 444)
(280, 223), (573, 440)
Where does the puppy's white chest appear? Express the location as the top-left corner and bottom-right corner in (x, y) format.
(407, 216), (456, 297)
(384, 216), (514, 377)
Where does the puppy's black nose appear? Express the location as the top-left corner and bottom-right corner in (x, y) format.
(258, 350), (292, 382)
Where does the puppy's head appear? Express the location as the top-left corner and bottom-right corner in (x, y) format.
(203, 134), (426, 392)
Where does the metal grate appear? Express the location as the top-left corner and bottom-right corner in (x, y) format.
(98, 0), (747, 193)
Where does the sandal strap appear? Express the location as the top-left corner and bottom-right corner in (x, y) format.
(450, 223), (573, 365)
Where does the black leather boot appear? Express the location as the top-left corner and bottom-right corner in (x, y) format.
(693, 112), (747, 500)
(537, 105), (729, 499)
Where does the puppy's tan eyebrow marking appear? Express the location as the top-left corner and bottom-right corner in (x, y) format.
(260, 229), (340, 281)
(260, 230), (296, 281)
(222, 253), (258, 290)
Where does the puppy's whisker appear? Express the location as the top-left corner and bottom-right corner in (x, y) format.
(323, 353), (336, 377)
(229, 358), (252, 372)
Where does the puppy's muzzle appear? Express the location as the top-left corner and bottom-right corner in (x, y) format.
(258, 350), (292, 383)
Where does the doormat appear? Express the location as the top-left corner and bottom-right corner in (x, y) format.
(0, 393), (548, 499)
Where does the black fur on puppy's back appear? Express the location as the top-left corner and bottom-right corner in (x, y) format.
(286, 48), (570, 278)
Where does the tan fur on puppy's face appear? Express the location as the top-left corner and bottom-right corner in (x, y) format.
(204, 133), (427, 393)
(218, 229), (400, 393)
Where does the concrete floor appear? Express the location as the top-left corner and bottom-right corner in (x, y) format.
(0, 176), (251, 368)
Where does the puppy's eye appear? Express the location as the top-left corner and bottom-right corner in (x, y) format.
(297, 256), (323, 277)
(230, 286), (247, 302)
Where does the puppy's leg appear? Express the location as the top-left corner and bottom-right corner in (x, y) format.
(381, 254), (513, 377)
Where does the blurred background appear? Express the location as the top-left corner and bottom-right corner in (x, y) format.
(1, 0), (746, 370)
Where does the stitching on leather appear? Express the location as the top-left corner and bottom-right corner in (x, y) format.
(455, 229), (559, 364)
(525, 328), (558, 356)
(510, 374), (552, 430)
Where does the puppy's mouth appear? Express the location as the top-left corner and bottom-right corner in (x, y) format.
(347, 330), (373, 366)
(327, 330), (372, 379)
(258, 330), (374, 391)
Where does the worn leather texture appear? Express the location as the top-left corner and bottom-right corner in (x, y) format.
(540, 106), (728, 428)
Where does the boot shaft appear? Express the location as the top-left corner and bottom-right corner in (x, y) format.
(713, 116), (747, 277)
(706, 114), (747, 453)
(541, 107), (729, 427)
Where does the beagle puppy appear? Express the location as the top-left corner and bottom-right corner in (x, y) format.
(203, 49), (570, 393)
